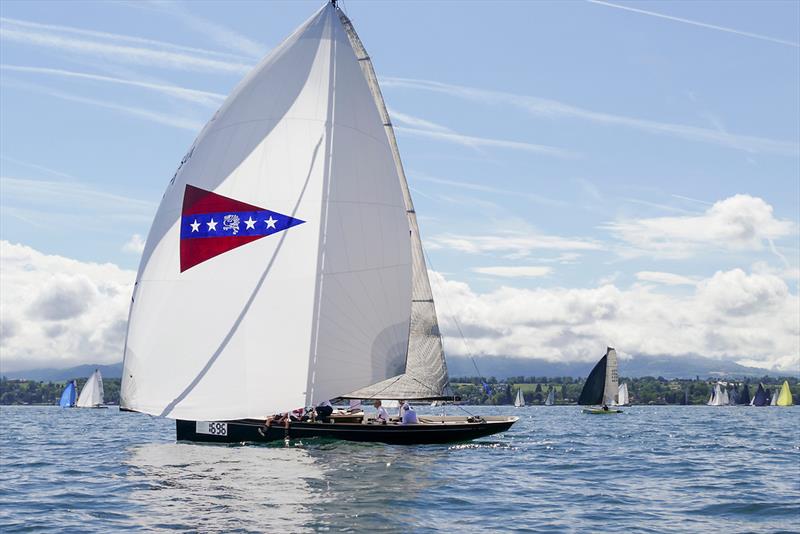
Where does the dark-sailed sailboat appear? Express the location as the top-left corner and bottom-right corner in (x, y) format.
(751, 384), (768, 407)
(578, 347), (623, 414)
(739, 384), (752, 405)
(120, 2), (516, 444)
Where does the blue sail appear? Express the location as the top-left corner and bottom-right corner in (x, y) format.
(59, 381), (77, 407)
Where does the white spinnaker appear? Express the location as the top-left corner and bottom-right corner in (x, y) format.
(77, 370), (104, 407)
(121, 5), (411, 421)
(603, 348), (619, 405)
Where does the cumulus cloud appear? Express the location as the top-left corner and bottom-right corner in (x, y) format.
(123, 234), (145, 254)
(429, 268), (799, 373)
(473, 266), (552, 278)
(0, 241), (135, 372)
(605, 194), (795, 258)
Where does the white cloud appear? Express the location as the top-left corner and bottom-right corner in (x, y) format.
(0, 20), (251, 74)
(1, 65), (225, 107)
(473, 266), (552, 278)
(604, 194), (796, 258)
(429, 269), (799, 372)
(636, 271), (699, 286)
(587, 0), (800, 48)
(381, 78), (800, 156)
(395, 126), (576, 158)
(141, 1), (267, 58)
(123, 234), (145, 254)
(427, 232), (602, 257)
(1, 80), (203, 131)
(0, 241), (135, 372)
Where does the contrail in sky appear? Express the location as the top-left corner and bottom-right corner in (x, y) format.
(587, 0), (800, 48)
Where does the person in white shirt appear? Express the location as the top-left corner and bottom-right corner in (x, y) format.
(373, 399), (389, 424)
(401, 402), (419, 425)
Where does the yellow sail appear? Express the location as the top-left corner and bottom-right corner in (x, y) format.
(777, 380), (794, 406)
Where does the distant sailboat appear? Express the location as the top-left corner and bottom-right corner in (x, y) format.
(617, 383), (630, 406)
(579, 347), (622, 414)
(707, 383), (726, 406)
(706, 386), (716, 406)
(76, 369), (105, 408)
(545, 388), (555, 406)
(720, 387), (730, 405)
(58, 380), (77, 408)
(776, 380), (794, 406)
(739, 384), (751, 405)
(770, 389), (778, 406)
(515, 389), (525, 408)
(752, 384), (768, 407)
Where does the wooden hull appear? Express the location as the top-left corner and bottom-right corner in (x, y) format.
(176, 416), (518, 445)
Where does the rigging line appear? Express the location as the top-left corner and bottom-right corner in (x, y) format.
(421, 245), (487, 384)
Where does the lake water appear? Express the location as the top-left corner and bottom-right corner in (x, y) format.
(1, 405), (798, 532)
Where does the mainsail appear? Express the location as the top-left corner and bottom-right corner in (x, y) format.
(59, 380), (76, 408)
(77, 370), (104, 407)
(121, 4), (414, 420)
(603, 348), (619, 405)
(336, 10), (451, 401)
(545, 388), (555, 406)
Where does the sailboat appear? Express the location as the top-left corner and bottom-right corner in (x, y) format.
(58, 380), (77, 408)
(578, 347), (623, 414)
(706, 386), (716, 406)
(707, 383), (726, 406)
(738, 384), (751, 405)
(545, 388), (555, 406)
(120, 1), (517, 444)
(776, 380), (794, 406)
(719, 386), (730, 405)
(514, 389), (525, 408)
(751, 383), (768, 407)
(617, 383), (630, 406)
(76, 369), (106, 408)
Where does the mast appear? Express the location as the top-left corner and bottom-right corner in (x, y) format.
(337, 8), (451, 400)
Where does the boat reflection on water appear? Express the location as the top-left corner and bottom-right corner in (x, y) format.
(124, 443), (322, 531)
(123, 440), (444, 531)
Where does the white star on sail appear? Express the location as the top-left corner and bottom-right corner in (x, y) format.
(244, 216), (257, 230)
(265, 216), (277, 229)
(190, 220), (201, 232)
(207, 218), (218, 231)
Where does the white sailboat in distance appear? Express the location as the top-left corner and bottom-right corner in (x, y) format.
(76, 369), (105, 408)
(119, 1), (517, 444)
(515, 389), (525, 408)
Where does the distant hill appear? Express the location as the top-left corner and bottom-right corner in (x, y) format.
(3, 353), (792, 383)
(446, 354), (788, 380)
(2, 362), (123, 381)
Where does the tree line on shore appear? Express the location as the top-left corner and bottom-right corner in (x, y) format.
(451, 376), (800, 405)
(1, 375), (797, 406)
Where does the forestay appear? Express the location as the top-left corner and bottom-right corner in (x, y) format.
(121, 4), (412, 420)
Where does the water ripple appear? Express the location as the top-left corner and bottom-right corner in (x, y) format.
(0, 405), (798, 532)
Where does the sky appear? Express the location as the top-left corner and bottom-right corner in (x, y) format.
(0, 0), (798, 373)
